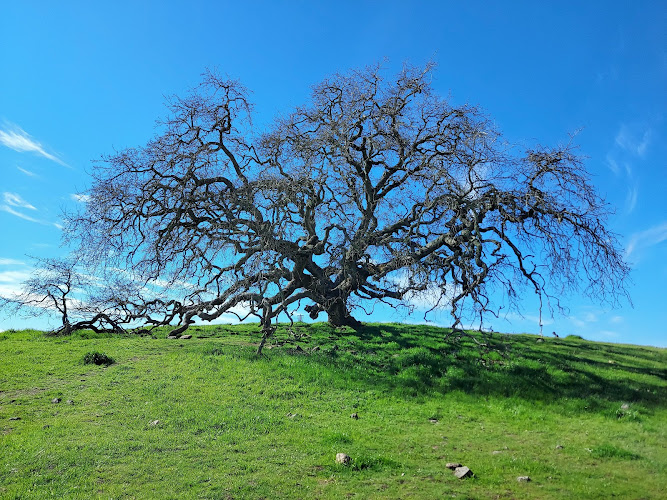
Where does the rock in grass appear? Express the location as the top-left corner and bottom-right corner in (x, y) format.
(517, 476), (531, 482)
(149, 420), (160, 426)
(51, 398), (61, 404)
(454, 466), (473, 479)
(350, 413), (359, 419)
(180, 334), (192, 339)
(9, 417), (21, 421)
(445, 462), (462, 470)
(335, 453), (351, 465)
(167, 335), (178, 339)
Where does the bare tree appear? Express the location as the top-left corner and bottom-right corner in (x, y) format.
(65, 64), (630, 351)
(0, 256), (129, 335)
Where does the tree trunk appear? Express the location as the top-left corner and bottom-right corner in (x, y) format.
(326, 299), (362, 329)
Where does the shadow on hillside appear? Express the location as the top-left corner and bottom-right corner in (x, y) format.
(270, 323), (666, 410)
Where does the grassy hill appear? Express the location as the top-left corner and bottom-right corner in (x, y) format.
(1, 323), (665, 499)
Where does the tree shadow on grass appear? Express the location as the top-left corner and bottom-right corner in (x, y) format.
(267, 323), (666, 411)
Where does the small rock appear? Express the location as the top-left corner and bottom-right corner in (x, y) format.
(517, 476), (531, 482)
(167, 335), (178, 339)
(429, 418), (439, 423)
(43, 424), (50, 429)
(445, 462), (462, 470)
(66, 400), (74, 405)
(350, 413), (359, 419)
(454, 466), (473, 479)
(286, 412), (298, 418)
(555, 444), (564, 450)
(180, 334), (192, 339)
(492, 450), (503, 455)
(51, 398), (61, 404)
(149, 420), (160, 426)
(620, 403), (630, 410)
(9, 417), (21, 421)
(335, 453), (351, 465)
(536, 338), (544, 343)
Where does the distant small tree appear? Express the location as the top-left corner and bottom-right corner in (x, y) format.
(0, 256), (129, 335)
(63, 64), (630, 350)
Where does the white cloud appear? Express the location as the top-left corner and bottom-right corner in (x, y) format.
(626, 221), (667, 261)
(625, 182), (638, 214)
(17, 166), (38, 177)
(3, 192), (36, 210)
(605, 153), (620, 175)
(0, 269), (31, 284)
(615, 125), (652, 158)
(0, 258), (26, 266)
(0, 203), (61, 228)
(70, 193), (91, 203)
(0, 267), (32, 302)
(0, 204), (42, 223)
(0, 123), (69, 167)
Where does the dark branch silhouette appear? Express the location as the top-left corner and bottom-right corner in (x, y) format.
(45, 64), (631, 351)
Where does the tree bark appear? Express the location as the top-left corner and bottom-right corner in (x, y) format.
(326, 299), (362, 329)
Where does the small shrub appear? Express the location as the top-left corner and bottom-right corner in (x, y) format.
(83, 351), (115, 366)
(350, 453), (400, 471)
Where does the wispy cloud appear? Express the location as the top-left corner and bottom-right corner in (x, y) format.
(0, 258), (27, 266)
(0, 122), (69, 167)
(17, 166), (38, 177)
(0, 192), (60, 228)
(606, 123), (653, 215)
(588, 330), (620, 341)
(3, 192), (36, 210)
(615, 125), (652, 157)
(0, 205), (42, 223)
(625, 182), (638, 213)
(626, 221), (667, 261)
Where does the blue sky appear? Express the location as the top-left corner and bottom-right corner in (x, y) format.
(1, 1), (665, 346)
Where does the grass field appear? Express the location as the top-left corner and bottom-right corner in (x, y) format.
(1, 323), (665, 499)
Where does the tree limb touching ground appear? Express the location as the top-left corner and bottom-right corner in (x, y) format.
(61, 64), (629, 348)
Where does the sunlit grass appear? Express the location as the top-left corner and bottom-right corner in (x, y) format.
(1, 323), (665, 498)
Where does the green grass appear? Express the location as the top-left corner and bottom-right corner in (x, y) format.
(1, 323), (665, 499)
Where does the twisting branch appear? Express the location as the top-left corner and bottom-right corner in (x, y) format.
(50, 64), (630, 349)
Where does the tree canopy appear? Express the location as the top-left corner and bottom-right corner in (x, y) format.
(41, 64), (630, 344)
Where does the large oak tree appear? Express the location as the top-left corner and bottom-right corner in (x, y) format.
(64, 64), (629, 347)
